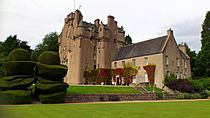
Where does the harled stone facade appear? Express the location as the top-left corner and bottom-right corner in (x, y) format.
(59, 10), (125, 84)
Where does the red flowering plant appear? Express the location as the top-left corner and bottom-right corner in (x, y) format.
(122, 62), (140, 85)
(143, 64), (156, 86)
(111, 68), (124, 83)
(98, 68), (112, 84)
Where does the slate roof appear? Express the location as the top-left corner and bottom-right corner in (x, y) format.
(112, 35), (168, 61)
(180, 50), (190, 60)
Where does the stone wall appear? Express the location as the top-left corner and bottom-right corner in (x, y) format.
(162, 92), (177, 100)
(65, 93), (156, 103)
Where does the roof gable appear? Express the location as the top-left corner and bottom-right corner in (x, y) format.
(113, 35), (168, 61)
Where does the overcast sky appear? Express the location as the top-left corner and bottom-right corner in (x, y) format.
(0, 0), (209, 52)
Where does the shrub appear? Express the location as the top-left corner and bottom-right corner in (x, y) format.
(167, 79), (198, 93)
(39, 91), (66, 104)
(37, 62), (67, 81)
(0, 78), (34, 90)
(177, 92), (202, 99)
(164, 74), (176, 85)
(36, 81), (68, 94)
(0, 90), (32, 104)
(8, 48), (31, 61)
(38, 51), (60, 65)
(2, 75), (34, 81)
(3, 61), (35, 76)
(37, 77), (63, 84)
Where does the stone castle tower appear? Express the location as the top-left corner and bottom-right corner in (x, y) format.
(59, 10), (125, 84)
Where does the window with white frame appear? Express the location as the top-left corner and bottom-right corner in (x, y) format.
(122, 61), (125, 67)
(132, 59), (136, 66)
(144, 57), (148, 65)
(166, 56), (169, 65)
(114, 62), (117, 68)
(176, 58), (180, 67)
(133, 76), (136, 83)
(184, 60), (187, 68)
(176, 72), (180, 79)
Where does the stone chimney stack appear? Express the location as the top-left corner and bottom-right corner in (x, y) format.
(178, 42), (188, 54)
(74, 9), (83, 25)
(94, 19), (100, 28)
(107, 15), (115, 27)
(167, 28), (173, 36)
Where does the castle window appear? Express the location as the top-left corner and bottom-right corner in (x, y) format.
(132, 59), (136, 66)
(94, 65), (96, 70)
(100, 28), (102, 31)
(166, 56), (169, 65)
(90, 36), (93, 41)
(114, 62), (117, 68)
(94, 46), (96, 51)
(176, 58), (180, 67)
(114, 39), (116, 43)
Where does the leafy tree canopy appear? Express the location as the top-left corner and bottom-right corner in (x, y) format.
(125, 35), (132, 45)
(31, 32), (59, 61)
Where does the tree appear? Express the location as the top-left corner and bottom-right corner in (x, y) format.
(122, 62), (139, 85)
(0, 35), (32, 57)
(125, 35), (132, 45)
(31, 32), (59, 61)
(187, 47), (198, 76)
(197, 11), (210, 77)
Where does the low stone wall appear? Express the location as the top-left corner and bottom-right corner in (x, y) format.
(162, 92), (177, 100)
(65, 93), (156, 103)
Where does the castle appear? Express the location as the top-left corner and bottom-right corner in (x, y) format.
(59, 10), (191, 88)
(59, 10), (125, 84)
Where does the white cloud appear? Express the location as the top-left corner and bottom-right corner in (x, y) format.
(0, 0), (209, 51)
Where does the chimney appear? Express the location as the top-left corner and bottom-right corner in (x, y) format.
(178, 42), (188, 54)
(107, 15), (115, 26)
(167, 28), (173, 36)
(94, 19), (100, 28)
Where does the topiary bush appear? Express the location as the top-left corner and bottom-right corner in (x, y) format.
(37, 62), (67, 81)
(167, 79), (198, 93)
(8, 48), (31, 61)
(3, 61), (35, 76)
(39, 91), (66, 104)
(36, 51), (68, 104)
(38, 51), (60, 65)
(0, 78), (34, 90)
(0, 90), (32, 104)
(36, 81), (68, 94)
(0, 48), (35, 104)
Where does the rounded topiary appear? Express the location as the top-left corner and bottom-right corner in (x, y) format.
(3, 61), (36, 76)
(39, 91), (66, 104)
(37, 62), (67, 81)
(0, 90), (32, 104)
(8, 48), (31, 61)
(38, 51), (60, 65)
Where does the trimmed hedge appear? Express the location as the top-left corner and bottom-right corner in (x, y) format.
(37, 77), (63, 84)
(176, 92), (202, 99)
(3, 61), (36, 76)
(2, 75), (34, 81)
(0, 78), (34, 90)
(8, 48), (31, 61)
(38, 51), (60, 65)
(36, 81), (68, 94)
(39, 91), (66, 104)
(37, 62), (67, 81)
(167, 79), (198, 93)
(0, 90), (32, 104)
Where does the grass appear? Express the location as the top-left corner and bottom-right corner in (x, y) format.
(67, 85), (140, 94)
(145, 87), (163, 98)
(1, 100), (210, 118)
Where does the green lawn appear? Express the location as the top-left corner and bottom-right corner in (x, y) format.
(67, 85), (140, 94)
(1, 100), (210, 118)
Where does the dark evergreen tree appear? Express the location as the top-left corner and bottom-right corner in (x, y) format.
(125, 35), (132, 45)
(197, 11), (210, 77)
